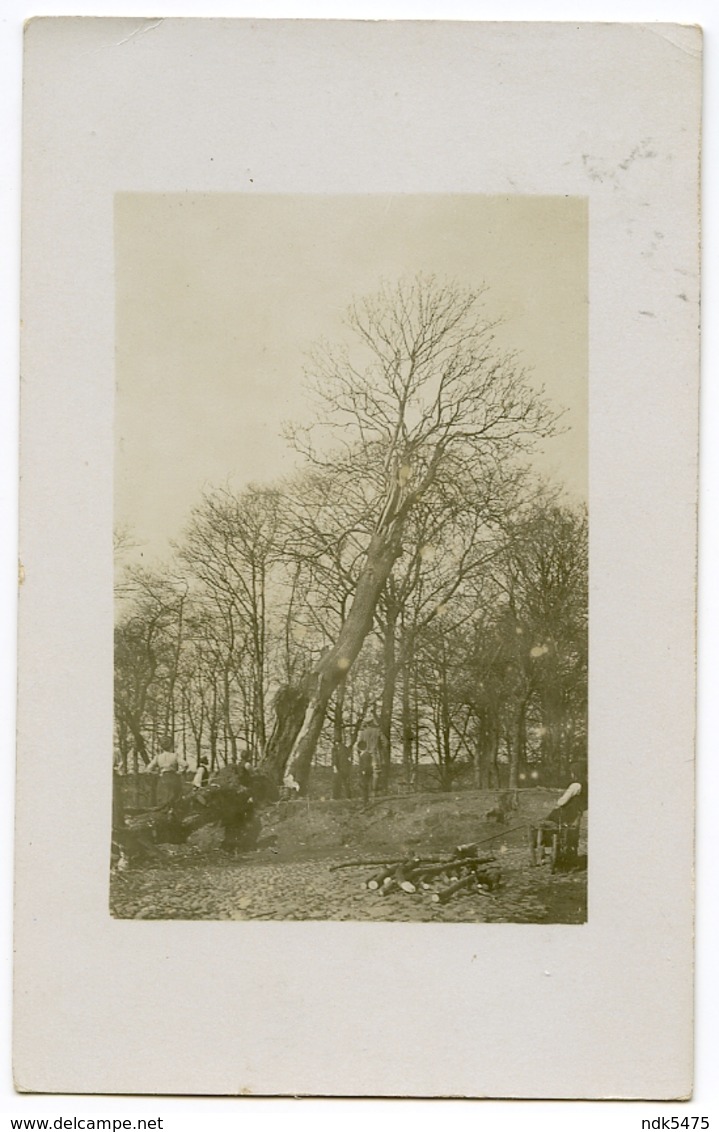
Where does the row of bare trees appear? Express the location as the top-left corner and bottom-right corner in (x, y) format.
(115, 276), (587, 794)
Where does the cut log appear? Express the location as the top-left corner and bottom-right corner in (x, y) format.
(329, 854), (446, 872)
(431, 874), (477, 904)
(410, 863), (451, 881)
(330, 857), (404, 872)
(473, 867), (502, 891)
(331, 849), (502, 903)
(406, 856), (495, 882)
(367, 866), (394, 890)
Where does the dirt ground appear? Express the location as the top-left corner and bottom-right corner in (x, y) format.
(110, 788), (587, 924)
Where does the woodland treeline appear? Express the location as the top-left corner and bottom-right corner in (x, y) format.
(114, 277), (587, 795)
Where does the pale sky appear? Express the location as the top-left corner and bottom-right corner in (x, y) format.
(115, 194), (587, 563)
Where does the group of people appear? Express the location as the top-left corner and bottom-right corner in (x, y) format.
(120, 731), (587, 821)
(117, 739), (257, 808)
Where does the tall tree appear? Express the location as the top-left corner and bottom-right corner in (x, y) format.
(178, 485), (281, 759)
(497, 499), (588, 780)
(454, 497), (588, 787)
(275, 275), (557, 793)
(113, 568), (187, 769)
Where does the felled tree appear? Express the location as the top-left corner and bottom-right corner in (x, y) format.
(273, 275), (558, 793)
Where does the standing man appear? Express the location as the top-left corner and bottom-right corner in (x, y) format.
(358, 711), (382, 801)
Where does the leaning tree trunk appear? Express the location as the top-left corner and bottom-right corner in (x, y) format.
(282, 524), (403, 793)
(258, 681), (312, 785)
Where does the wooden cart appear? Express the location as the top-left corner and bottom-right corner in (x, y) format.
(528, 817), (581, 873)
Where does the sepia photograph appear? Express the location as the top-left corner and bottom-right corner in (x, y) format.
(14, 15), (700, 1099)
(111, 193), (588, 923)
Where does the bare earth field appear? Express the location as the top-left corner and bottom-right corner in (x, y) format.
(110, 789), (587, 924)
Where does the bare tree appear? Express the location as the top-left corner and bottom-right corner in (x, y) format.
(494, 499), (588, 782)
(448, 496), (588, 788)
(178, 485), (281, 759)
(113, 568), (187, 769)
(274, 275), (558, 793)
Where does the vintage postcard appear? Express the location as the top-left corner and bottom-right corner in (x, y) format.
(16, 19), (700, 1097)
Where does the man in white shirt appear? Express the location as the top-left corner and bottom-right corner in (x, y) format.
(544, 761), (587, 826)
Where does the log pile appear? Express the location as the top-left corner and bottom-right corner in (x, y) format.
(331, 844), (502, 904)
